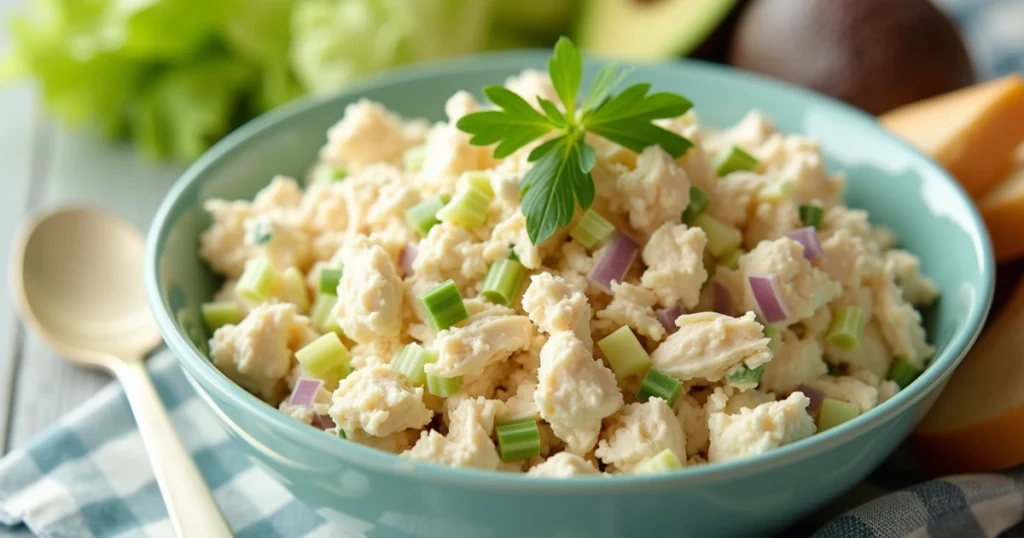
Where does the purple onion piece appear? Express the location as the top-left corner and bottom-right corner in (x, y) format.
(713, 282), (734, 317)
(657, 305), (683, 333)
(748, 274), (788, 323)
(796, 384), (827, 415)
(787, 226), (824, 261)
(289, 377), (323, 407)
(399, 243), (418, 276)
(312, 414), (336, 431)
(588, 230), (638, 294)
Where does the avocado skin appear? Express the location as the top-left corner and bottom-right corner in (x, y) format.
(728, 0), (976, 115)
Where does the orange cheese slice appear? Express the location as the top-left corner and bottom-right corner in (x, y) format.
(979, 148), (1024, 262)
(914, 277), (1024, 474)
(881, 75), (1024, 199)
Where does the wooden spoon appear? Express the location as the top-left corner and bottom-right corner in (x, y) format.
(9, 206), (232, 537)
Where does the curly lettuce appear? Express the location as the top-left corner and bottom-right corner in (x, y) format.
(2, 0), (573, 161)
(289, 0), (493, 94)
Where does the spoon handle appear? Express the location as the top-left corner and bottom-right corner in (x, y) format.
(115, 359), (234, 538)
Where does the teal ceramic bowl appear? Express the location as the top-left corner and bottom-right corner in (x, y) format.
(145, 51), (994, 538)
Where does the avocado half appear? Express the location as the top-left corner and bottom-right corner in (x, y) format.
(576, 0), (739, 60)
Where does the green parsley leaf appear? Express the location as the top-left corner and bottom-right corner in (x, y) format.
(521, 135), (595, 244)
(548, 37), (582, 118)
(456, 85), (556, 159)
(455, 37), (696, 245)
(526, 136), (565, 162)
(580, 64), (631, 116)
(582, 83), (694, 156)
(537, 97), (568, 128)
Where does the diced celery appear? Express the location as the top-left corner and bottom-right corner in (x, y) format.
(406, 194), (450, 236)
(279, 267), (311, 313)
(392, 343), (434, 386)
(315, 164), (347, 183)
(636, 369), (682, 407)
(597, 326), (652, 379)
(322, 317), (343, 337)
(763, 325), (781, 354)
(418, 279), (469, 331)
(692, 213), (742, 258)
(480, 259), (526, 306)
(887, 357), (922, 389)
(635, 448), (683, 474)
(295, 332), (351, 384)
(460, 171), (494, 197)
(403, 144), (427, 172)
(319, 268), (344, 295)
(720, 248), (744, 270)
(682, 186), (710, 225)
(236, 259), (277, 303)
(799, 204), (824, 229)
(426, 373), (462, 397)
(310, 293), (343, 337)
(726, 363), (766, 387)
(570, 209), (615, 249)
(714, 145), (760, 176)
(436, 184), (493, 228)
(758, 179), (794, 202)
(818, 398), (861, 432)
(496, 417), (541, 462)
(827, 307), (865, 351)
(201, 301), (244, 332)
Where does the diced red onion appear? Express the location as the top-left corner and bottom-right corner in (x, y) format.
(796, 384), (827, 415)
(657, 305), (683, 333)
(289, 377), (323, 407)
(748, 274), (789, 324)
(588, 230), (638, 293)
(787, 227), (824, 262)
(712, 282), (734, 316)
(312, 414), (336, 430)
(399, 243), (418, 276)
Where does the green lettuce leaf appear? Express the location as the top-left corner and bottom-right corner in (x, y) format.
(1, 0), (570, 161)
(289, 0), (493, 94)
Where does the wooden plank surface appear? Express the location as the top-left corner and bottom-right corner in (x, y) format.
(0, 0), (184, 456)
(0, 0), (39, 457)
(0, 2), (70, 535)
(0, 82), (39, 456)
(6, 127), (182, 451)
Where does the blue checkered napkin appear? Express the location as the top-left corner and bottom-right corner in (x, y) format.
(812, 470), (1024, 538)
(0, 351), (352, 538)
(0, 351), (1022, 538)
(935, 0), (1024, 79)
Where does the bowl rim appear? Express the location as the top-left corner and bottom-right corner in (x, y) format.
(145, 49), (995, 491)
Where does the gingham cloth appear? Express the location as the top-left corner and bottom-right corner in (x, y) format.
(2, 1), (1022, 536)
(0, 353), (350, 538)
(1, 352), (1022, 538)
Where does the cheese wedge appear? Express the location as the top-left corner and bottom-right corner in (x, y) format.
(881, 75), (1024, 199)
(979, 147), (1024, 262)
(914, 277), (1024, 474)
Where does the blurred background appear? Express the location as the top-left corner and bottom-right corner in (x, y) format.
(1, 0), (1021, 162)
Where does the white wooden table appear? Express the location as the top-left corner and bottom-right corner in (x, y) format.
(0, 0), (184, 460)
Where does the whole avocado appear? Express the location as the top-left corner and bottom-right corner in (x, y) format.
(728, 0), (976, 115)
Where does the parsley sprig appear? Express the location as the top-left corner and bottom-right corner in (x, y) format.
(456, 37), (695, 244)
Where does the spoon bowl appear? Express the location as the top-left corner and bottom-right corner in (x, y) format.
(14, 207), (161, 364)
(10, 206), (232, 538)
